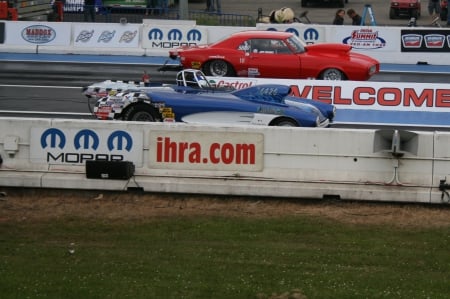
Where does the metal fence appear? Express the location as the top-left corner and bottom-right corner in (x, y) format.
(62, 4), (256, 26)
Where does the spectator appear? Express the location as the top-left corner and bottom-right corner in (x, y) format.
(84, 0), (96, 22)
(347, 8), (362, 25)
(333, 9), (345, 25)
(205, 0), (212, 12)
(209, 0), (221, 14)
(142, 71), (150, 87)
(428, 0), (441, 24)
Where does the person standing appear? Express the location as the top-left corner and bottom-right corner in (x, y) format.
(210, 0), (221, 14)
(428, 0), (441, 24)
(205, 0), (212, 11)
(142, 71), (151, 87)
(333, 9), (345, 25)
(347, 8), (362, 25)
(83, 0), (96, 22)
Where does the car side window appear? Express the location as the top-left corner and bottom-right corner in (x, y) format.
(248, 39), (291, 54)
(270, 39), (291, 54)
(237, 40), (251, 52)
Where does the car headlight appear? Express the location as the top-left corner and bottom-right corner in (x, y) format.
(368, 65), (377, 75)
(392, 2), (399, 6)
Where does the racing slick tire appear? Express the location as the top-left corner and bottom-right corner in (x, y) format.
(123, 104), (161, 122)
(389, 8), (397, 19)
(203, 60), (236, 77)
(270, 117), (298, 127)
(320, 68), (345, 80)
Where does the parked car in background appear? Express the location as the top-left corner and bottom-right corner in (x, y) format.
(389, 0), (421, 19)
(92, 83), (336, 128)
(168, 30), (379, 81)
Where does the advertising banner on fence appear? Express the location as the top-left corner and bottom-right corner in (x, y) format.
(208, 76), (450, 126)
(3, 21), (71, 46)
(30, 127), (144, 166)
(73, 23), (140, 48)
(141, 25), (208, 50)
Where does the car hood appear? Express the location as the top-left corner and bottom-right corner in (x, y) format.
(304, 43), (352, 54)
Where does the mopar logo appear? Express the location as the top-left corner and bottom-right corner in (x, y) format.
(148, 28), (163, 40)
(168, 29), (182, 41)
(41, 128), (66, 149)
(304, 28), (319, 41)
(74, 129), (99, 150)
(187, 29), (202, 41)
(108, 131), (133, 151)
(285, 28), (299, 36)
(40, 128), (133, 151)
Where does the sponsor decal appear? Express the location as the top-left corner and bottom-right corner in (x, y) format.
(342, 28), (386, 49)
(401, 29), (450, 52)
(119, 30), (138, 43)
(98, 30), (116, 43)
(401, 34), (422, 48)
(76, 30), (94, 42)
(30, 128), (142, 165)
(149, 131), (264, 171)
(424, 34), (445, 48)
(21, 25), (56, 44)
(146, 27), (204, 48)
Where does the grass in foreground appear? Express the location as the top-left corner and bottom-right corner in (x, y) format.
(0, 215), (449, 298)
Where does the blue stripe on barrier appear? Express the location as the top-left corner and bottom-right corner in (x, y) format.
(335, 109), (450, 127)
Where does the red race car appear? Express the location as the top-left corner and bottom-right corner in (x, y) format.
(168, 30), (379, 81)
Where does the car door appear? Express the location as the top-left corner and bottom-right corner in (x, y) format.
(242, 38), (301, 78)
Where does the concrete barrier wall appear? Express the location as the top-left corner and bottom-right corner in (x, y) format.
(1, 117), (448, 204)
(1, 20), (450, 65)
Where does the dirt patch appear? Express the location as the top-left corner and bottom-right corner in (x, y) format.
(1, 188), (450, 228)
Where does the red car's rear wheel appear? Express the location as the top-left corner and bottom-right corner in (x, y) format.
(203, 60), (236, 77)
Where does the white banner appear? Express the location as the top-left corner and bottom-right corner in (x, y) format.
(141, 25), (208, 50)
(4, 21), (71, 46)
(73, 23), (140, 48)
(30, 127), (144, 165)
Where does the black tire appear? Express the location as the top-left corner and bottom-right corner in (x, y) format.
(301, 0), (307, 7)
(410, 9), (418, 18)
(123, 104), (160, 122)
(202, 60), (236, 77)
(270, 118), (298, 127)
(320, 68), (345, 80)
(389, 8), (396, 19)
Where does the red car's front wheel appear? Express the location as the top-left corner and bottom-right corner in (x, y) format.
(202, 60), (236, 77)
(320, 68), (345, 80)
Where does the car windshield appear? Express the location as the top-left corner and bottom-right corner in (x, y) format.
(286, 35), (306, 53)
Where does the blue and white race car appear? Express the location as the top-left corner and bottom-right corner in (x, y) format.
(93, 81), (336, 128)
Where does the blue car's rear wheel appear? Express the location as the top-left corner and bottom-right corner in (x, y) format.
(203, 60), (236, 77)
(271, 118), (298, 127)
(123, 104), (160, 122)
